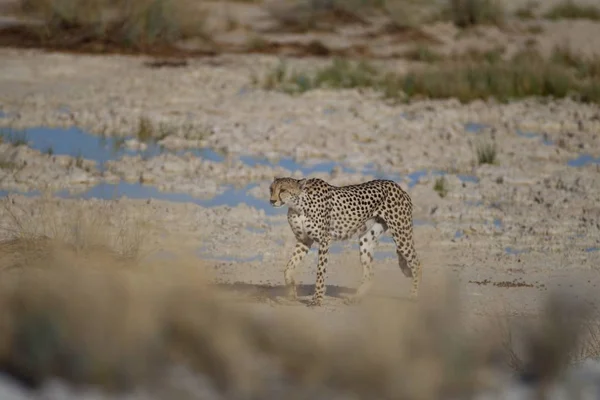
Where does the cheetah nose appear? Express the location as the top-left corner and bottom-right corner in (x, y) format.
(270, 199), (277, 205)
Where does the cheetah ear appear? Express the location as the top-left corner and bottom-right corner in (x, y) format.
(297, 179), (307, 189)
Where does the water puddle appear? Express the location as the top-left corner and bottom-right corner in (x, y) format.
(505, 247), (529, 255)
(0, 182), (441, 229)
(585, 247), (599, 253)
(0, 125), (462, 225)
(406, 170), (479, 187)
(414, 219), (435, 227)
(242, 156), (424, 186)
(241, 155), (356, 176)
(465, 124), (555, 148)
(464, 122), (488, 134)
(516, 129), (553, 146)
(0, 126), (225, 169)
(457, 174), (480, 184)
(407, 170), (430, 186)
(86, 182), (288, 216)
(0, 126), (483, 188)
(0, 126), (477, 188)
(567, 154), (600, 168)
(0, 188), (42, 198)
(0, 182), (287, 216)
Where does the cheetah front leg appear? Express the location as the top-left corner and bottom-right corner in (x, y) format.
(283, 239), (313, 299)
(309, 236), (330, 307)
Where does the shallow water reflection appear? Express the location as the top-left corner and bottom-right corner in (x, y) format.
(567, 154), (600, 168)
(0, 126), (225, 169)
(0, 126), (479, 222)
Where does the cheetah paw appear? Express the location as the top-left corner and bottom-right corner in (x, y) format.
(307, 298), (323, 307)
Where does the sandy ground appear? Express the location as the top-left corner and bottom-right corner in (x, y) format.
(1, 46), (599, 324)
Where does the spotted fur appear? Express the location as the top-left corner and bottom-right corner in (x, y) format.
(269, 177), (422, 306)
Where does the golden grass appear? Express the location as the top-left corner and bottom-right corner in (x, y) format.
(0, 194), (598, 398)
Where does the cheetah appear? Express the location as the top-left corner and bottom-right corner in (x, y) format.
(269, 177), (422, 306)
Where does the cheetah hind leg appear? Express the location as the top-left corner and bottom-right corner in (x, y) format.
(388, 221), (422, 300)
(344, 221), (386, 305)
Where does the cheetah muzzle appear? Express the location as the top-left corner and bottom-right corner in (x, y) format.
(269, 177), (422, 307)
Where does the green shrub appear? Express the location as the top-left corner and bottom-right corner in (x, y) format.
(433, 176), (448, 198)
(261, 58), (381, 94)
(476, 141), (497, 165)
(396, 51), (576, 103)
(261, 48), (600, 104)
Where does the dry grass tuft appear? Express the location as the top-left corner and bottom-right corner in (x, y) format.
(16, 0), (209, 50)
(0, 193), (148, 264)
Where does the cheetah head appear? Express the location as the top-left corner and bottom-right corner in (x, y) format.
(269, 177), (306, 208)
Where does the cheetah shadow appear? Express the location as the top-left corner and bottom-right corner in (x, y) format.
(213, 282), (356, 302)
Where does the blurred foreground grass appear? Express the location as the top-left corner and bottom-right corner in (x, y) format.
(0, 194), (598, 398)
